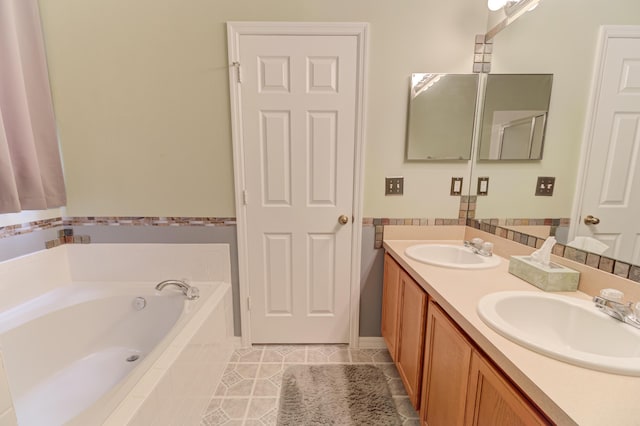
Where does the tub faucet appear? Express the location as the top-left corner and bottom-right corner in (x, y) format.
(155, 279), (200, 300)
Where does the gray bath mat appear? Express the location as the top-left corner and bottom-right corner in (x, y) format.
(277, 364), (402, 425)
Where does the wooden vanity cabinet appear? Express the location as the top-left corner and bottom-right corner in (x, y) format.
(396, 268), (428, 409)
(420, 300), (550, 426)
(421, 299), (472, 426)
(466, 352), (550, 426)
(382, 253), (428, 409)
(382, 253), (402, 360)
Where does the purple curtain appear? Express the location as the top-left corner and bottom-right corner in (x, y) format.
(0, 0), (66, 213)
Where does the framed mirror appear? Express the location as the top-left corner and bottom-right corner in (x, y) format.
(406, 73), (479, 160)
(478, 74), (553, 160)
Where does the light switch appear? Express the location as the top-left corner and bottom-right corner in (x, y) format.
(450, 177), (463, 196)
(385, 177), (404, 195)
(535, 176), (555, 196)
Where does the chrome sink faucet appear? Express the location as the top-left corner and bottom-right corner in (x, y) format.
(464, 238), (494, 257)
(155, 279), (200, 300)
(593, 289), (640, 330)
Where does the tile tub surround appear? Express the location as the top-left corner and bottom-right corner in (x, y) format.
(384, 237), (640, 425)
(200, 346), (419, 426)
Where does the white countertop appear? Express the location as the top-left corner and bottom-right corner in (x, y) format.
(384, 239), (640, 426)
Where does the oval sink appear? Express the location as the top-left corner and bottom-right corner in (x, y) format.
(405, 244), (501, 269)
(478, 291), (640, 376)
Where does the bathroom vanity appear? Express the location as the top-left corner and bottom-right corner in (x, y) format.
(382, 233), (640, 426)
(383, 251), (548, 425)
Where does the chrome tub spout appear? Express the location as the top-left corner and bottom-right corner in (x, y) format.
(155, 279), (200, 300)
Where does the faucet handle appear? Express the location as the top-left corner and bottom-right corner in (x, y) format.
(600, 288), (624, 302)
(471, 237), (484, 249)
(186, 286), (200, 300)
(481, 242), (494, 255)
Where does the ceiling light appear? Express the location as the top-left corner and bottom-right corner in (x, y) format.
(487, 0), (507, 11)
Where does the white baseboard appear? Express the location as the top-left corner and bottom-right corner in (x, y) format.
(232, 336), (385, 349)
(358, 337), (386, 348)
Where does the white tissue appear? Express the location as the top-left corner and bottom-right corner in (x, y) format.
(530, 236), (556, 267)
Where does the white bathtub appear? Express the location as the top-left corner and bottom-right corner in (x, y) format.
(0, 244), (235, 425)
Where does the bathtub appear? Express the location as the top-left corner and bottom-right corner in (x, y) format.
(0, 244), (235, 425)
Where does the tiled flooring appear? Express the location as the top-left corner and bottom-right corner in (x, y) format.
(200, 345), (419, 426)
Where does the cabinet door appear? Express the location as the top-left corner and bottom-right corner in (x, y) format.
(382, 253), (402, 361)
(421, 300), (472, 426)
(465, 351), (550, 426)
(396, 269), (428, 409)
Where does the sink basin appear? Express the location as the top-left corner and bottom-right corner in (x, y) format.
(405, 244), (501, 269)
(478, 291), (640, 376)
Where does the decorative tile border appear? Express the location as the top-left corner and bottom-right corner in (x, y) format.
(0, 216), (237, 251)
(365, 218), (467, 249)
(0, 217), (63, 239)
(1, 216), (237, 239)
(44, 228), (91, 249)
(367, 196), (478, 249)
(461, 195), (477, 220)
(467, 218), (640, 284)
(63, 216), (237, 227)
(472, 34), (492, 73)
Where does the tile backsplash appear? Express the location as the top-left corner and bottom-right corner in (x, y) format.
(467, 218), (640, 284)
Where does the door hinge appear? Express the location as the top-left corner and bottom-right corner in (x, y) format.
(246, 297), (251, 311)
(232, 61), (242, 83)
(243, 190), (248, 205)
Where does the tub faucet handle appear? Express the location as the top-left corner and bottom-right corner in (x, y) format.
(186, 286), (200, 300)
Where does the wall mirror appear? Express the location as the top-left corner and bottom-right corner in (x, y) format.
(478, 74), (553, 160)
(406, 73), (479, 160)
(471, 1), (640, 267)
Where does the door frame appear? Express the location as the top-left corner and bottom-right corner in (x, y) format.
(227, 22), (369, 347)
(570, 25), (640, 243)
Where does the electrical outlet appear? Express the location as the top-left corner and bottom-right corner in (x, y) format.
(535, 177), (555, 196)
(385, 177), (404, 195)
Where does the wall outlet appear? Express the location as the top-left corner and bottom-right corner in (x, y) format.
(385, 177), (404, 195)
(535, 177), (555, 196)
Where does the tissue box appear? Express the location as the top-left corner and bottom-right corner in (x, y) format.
(508, 256), (580, 292)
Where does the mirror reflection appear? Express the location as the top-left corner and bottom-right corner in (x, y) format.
(478, 74), (552, 160)
(406, 73), (478, 160)
(474, 0), (640, 268)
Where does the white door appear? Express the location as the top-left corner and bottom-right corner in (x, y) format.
(575, 27), (640, 263)
(228, 23), (367, 344)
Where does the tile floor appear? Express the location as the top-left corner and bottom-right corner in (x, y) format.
(200, 345), (419, 426)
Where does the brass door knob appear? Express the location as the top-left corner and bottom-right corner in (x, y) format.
(338, 215), (349, 225)
(584, 215), (601, 225)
